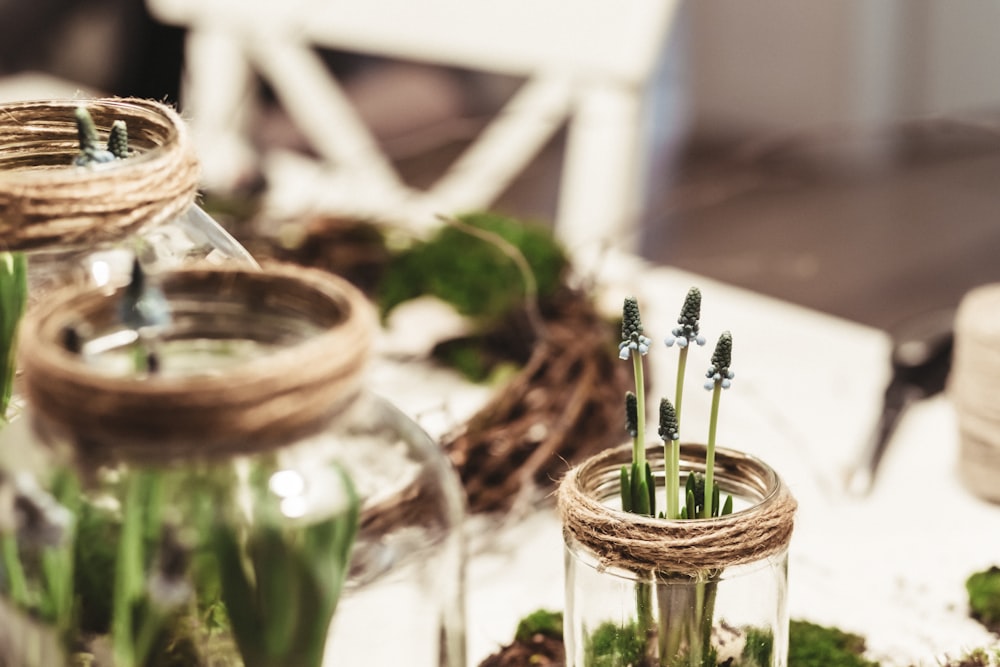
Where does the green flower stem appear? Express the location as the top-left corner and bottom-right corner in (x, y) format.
(40, 547), (73, 629)
(702, 382), (722, 519)
(112, 473), (146, 667)
(1, 251), (28, 423)
(1, 533), (29, 607)
(132, 603), (167, 666)
(664, 347), (688, 520)
(632, 353), (646, 470)
(700, 581), (719, 662)
(674, 345), (689, 430)
(635, 578), (654, 653)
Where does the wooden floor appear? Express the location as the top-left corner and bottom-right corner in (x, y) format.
(642, 121), (1000, 332)
(466, 117), (1000, 333)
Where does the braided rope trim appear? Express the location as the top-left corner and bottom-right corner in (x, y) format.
(0, 97), (198, 251)
(19, 263), (375, 462)
(558, 443), (797, 576)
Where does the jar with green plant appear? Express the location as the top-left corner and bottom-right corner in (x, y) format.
(0, 99), (255, 426)
(0, 263), (466, 666)
(558, 289), (798, 667)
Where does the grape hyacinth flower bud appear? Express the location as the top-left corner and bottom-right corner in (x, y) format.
(619, 297), (652, 360)
(625, 392), (639, 438)
(664, 287), (707, 349)
(704, 331), (735, 390)
(107, 119), (130, 159)
(658, 397), (679, 442)
(73, 106), (115, 166)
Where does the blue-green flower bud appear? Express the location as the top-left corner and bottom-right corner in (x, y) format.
(621, 296), (643, 341)
(665, 287), (707, 348)
(657, 397), (679, 442)
(625, 391), (638, 438)
(73, 106), (115, 166)
(107, 120), (130, 159)
(705, 331), (734, 390)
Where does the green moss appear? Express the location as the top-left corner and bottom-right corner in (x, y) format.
(967, 566), (1000, 634)
(788, 620), (879, 667)
(740, 626), (773, 667)
(940, 647), (1000, 667)
(584, 620), (647, 667)
(514, 609), (563, 643)
(376, 211), (568, 322)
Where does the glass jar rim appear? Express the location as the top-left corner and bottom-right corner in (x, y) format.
(558, 442), (797, 575)
(19, 264), (376, 461)
(0, 98), (198, 252)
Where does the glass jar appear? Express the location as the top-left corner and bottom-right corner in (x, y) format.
(3, 263), (466, 667)
(559, 443), (796, 667)
(0, 97), (256, 422)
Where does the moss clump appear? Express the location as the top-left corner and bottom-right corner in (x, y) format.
(514, 609), (563, 643)
(376, 211), (568, 322)
(967, 566), (1000, 634)
(941, 647), (1000, 667)
(788, 620), (879, 667)
(740, 627), (773, 667)
(583, 620), (647, 667)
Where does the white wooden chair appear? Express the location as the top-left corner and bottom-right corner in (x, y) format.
(147, 0), (683, 255)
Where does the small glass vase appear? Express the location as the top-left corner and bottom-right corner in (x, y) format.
(559, 443), (796, 667)
(2, 264), (466, 667)
(0, 97), (255, 422)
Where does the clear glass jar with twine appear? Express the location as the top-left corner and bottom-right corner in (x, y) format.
(1, 263), (466, 667)
(0, 97), (255, 423)
(558, 443), (797, 667)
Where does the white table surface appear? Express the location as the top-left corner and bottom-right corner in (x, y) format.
(372, 248), (1000, 666)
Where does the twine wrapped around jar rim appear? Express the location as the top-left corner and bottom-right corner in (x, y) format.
(18, 263), (375, 463)
(0, 97), (198, 251)
(558, 443), (797, 576)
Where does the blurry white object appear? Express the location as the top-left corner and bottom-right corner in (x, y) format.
(147, 0), (682, 254)
(0, 72), (98, 103)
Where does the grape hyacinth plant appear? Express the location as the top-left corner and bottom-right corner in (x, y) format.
(599, 289), (749, 667)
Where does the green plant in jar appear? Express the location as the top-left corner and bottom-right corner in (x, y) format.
(565, 289), (791, 667)
(0, 263), (375, 667)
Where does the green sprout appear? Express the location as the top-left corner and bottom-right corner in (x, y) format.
(0, 251), (27, 423)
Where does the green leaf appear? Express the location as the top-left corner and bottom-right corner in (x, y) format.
(722, 494), (734, 516)
(619, 466), (632, 513)
(212, 525), (265, 661)
(0, 252), (28, 421)
(251, 525), (301, 658)
(631, 462), (650, 516)
(644, 462), (656, 518)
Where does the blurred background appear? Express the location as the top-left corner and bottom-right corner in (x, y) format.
(3, 0), (1000, 331)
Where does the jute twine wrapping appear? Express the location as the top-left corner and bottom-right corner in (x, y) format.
(18, 263), (374, 463)
(558, 443), (797, 576)
(0, 97), (198, 251)
(949, 284), (1000, 502)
